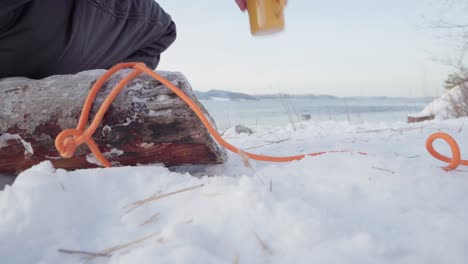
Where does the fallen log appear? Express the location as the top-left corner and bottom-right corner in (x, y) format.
(0, 69), (226, 174)
(407, 114), (435, 123)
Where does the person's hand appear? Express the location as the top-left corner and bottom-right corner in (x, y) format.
(235, 0), (287, 11)
(235, 0), (247, 11)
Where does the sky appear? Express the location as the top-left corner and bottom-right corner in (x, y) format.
(156, 0), (463, 97)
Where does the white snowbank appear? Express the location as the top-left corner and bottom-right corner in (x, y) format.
(415, 86), (464, 119)
(1, 119), (468, 263)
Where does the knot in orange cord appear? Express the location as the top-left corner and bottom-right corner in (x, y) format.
(55, 129), (83, 158)
(426, 132), (468, 171)
(55, 62), (145, 167)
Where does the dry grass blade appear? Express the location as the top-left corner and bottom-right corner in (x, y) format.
(253, 231), (273, 256)
(243, 142), (281, 151)
(85, 231), (160, 261)
(372, 166), (396, 174)
(385, 134), (398, 143)
(356, 126), (425, 134)
(139, 212), (160, 227)
(239, 150), (253, 169)
(58, 249), (111, 258)
(257, 128), (281, 138)
(264, 138), (289, 144)
(124, 184), (205, 214)
(279, 93), (297, 131)
(220, 127), (230, 136)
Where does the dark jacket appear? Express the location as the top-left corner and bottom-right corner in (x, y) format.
(0, 1), (26, 30)
(1, 0), (33, 16)
(0, 0), (74, 78)
(0, 0), (176, 79)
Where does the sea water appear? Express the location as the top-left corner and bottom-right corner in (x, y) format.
(200, 97), (431, 130)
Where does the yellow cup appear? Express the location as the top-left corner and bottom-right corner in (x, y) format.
(247, 0), (286, 36)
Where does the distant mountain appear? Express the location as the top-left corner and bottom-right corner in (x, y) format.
(195, 90), (339, 101)
(256, 94), (338, 100)
(194, 89), (426, 101)
(194, 90), (259, 101)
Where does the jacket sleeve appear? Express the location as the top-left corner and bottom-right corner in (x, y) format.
(0, 0), (33, 15)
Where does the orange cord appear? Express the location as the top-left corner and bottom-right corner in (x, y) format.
(426, 132), (468, 171)
(55, 62), (367, 167)
(55, 63), (467, 171)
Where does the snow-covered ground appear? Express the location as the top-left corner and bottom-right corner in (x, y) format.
(1, 119), (468, 264)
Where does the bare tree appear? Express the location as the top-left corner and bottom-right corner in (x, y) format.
(428, 0), (468, 117)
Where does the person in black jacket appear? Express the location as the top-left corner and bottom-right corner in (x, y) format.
(0, 0), (177, 79)
(0, 0), (248, 79)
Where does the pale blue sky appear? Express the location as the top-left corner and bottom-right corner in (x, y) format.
(157, 0), (458, 97)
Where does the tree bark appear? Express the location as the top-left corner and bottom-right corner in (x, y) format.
(0, 69), (226, 174)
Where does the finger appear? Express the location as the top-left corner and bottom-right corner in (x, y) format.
(235, 0), (247, 11)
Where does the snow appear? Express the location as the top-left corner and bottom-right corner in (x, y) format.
(86, 148), (125, 166)
(209, 97), (231, 102)
(413, 87), (463, 119)
(1, 119), (468, 263)
(0, 133), (34, 156)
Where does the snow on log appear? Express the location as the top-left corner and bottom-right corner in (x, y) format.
(0, 70), (226, 174)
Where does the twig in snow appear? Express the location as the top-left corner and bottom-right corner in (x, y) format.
(85, 231), (161, 261)
(385, 134), (398, 143)
(372, 166), (396, 174)
(139, 212), (160, 227)
(253, 231), (273, 256)
(257, 129), (281, 138)
(243, 143), (277, 151)
(457, 122), (464, 133)
(407, 155), (420, 159)
(349, 137), (369, 144)
(58, 249), (111, 258)
(220, 127), (230, 137)
(279, 93), (297, 131)
(124, 184), (205, 214)
(239, 150), (253, 169)
(356, 126), (425, 134)
(264, 138), (289, 144)
(243, 138), (289, 151)
(420, 126), (424, 135)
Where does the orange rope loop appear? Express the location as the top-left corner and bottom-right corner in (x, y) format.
(426, 132), (468, 171)
(56, 62), (365, 167)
